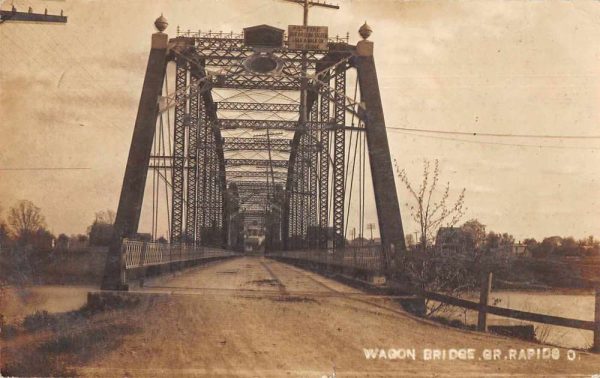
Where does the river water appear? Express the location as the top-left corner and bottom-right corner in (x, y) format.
(438, 290), (595, 349)
(1, 285), (594, 349)
(0, 285), (95, 322)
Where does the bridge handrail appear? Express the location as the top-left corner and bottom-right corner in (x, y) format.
(269, 245), (385, 272)
(122, 239), (237, 269)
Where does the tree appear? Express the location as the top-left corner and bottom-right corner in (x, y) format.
(88, 210), (115, 246)
(460, 219), (486, 251)
(484, 231), (515, 255)
(395, 159), (466, 248)
(393, 159), (473, 317)
(0, 204), (11, 247)
(94, 210), (115, 225)
(405, 234), (415, 249)
(55, 233), (70, 251)
(7, 200), (47, 244)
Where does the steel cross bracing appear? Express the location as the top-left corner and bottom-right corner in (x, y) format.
(332, 65), (346, 250)
(318, 68), (331, 248)
(217, 119), (361, 132)
(225, 159), (289, 168)
(216, 102), (300, 112)
(170, 58), (188, 242)
(309, 100), (319, 247)
(185, 70), (201, 242)
(156, 34), (358, 254)
(222, 138), (293, 152)
(150, 157), (292, 169)
(102, 23), (408, 291)
(226, 170), (287, 181)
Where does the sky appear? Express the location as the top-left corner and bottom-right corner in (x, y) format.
(0, 0), (599, 241)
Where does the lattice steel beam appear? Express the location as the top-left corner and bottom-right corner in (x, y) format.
(234, 181), (278, 189)
(319, 68), (331, 248)
(214, 74), (301, 91)
(332, 64), (346, 250)
(170, 58), (188, 242)
(222, 138), (292, 152)
(309, 100), (319, 246)
(216, 102), (300, 112)
(218, 119), (339, 131)
(185, 70), (200, 242)
(227, 171), (287, 180)
(225, 159), (289, 168)
(219, 119), (299, 131)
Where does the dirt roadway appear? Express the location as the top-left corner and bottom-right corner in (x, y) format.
(5, 257), (600, 377)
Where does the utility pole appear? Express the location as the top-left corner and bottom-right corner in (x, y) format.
(0, 5), (67, 24)
(282, 0), (339, 250)
(283, 0), (340, 11)
(282, 0), (340, 126)
(367, 223), (375, 242)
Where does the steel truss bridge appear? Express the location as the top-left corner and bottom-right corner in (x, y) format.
(102, 21), (406, 290)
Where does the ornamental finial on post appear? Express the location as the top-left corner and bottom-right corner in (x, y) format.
(359, 21), (372, 40)
(357, 21), (373, 56)
(152, 14), (169, 49)
(154, 14), (168, 33)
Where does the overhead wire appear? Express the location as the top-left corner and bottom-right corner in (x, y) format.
(386, 126), (600, 140)
(389, 129), (600, 151)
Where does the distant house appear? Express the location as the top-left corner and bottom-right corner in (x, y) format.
(435, 227), (469, 253)
(67, 236), (89, 251)
(512, 242), (531, 258)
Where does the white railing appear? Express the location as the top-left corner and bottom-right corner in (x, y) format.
(270, 245), (385, 272)
(123, 239), (237, 269)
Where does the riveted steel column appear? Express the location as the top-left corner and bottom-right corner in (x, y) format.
(101, 32), (168, 290)
(355, 40), (406, 266)
(186, 70), (200, 243)
(170, 58), (188, 243)
(332, 65), (346, 251)
(318, 70), (331, 249)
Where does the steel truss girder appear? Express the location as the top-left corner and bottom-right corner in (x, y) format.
(319, 69), (331, 248)
(227, 170), (287, 180)
(191, 55), (228, 245)
(225, 159), (289, 168)
(217, 119), (345, 131)
(234, 180), (278, 187)
(216, 102), (300, 112)
(283, 53), (351, 251)
(185, 70), (201, 242)
(150, 157), (289, 169)
(219, 119), (300, 131)
(332, 65), (346, 250)
(192, 38), (323, 68)
(222, 137), (292, 152)
(308, 102), (319, 246)
(170, 58), (187, 243)
(214, 74), (301, 91)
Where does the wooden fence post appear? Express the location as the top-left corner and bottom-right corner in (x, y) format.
(477, 272), (493, 332)
(593, 286), (600, 352)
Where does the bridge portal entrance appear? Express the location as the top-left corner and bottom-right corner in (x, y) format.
(102, 15), (405, 290)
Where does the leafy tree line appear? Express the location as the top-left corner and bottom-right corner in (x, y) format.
(0, 200), (53, 252)
(0, 200), (117, 253)
(393, 159), (600, 316)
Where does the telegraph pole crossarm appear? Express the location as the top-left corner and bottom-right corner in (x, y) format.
(0, 5), (67, 24)
(282, 0), (340, 11)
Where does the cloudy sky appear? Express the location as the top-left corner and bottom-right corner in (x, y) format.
(1, 0), (599, 241)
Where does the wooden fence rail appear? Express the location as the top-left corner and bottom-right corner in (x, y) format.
(392, 273), (600, 352)
(274, 249), (600, 352)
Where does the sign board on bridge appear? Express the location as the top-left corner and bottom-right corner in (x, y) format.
(287, 25), (328, 50)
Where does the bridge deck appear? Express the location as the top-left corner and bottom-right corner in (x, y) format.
(35, 258), (600, 376)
